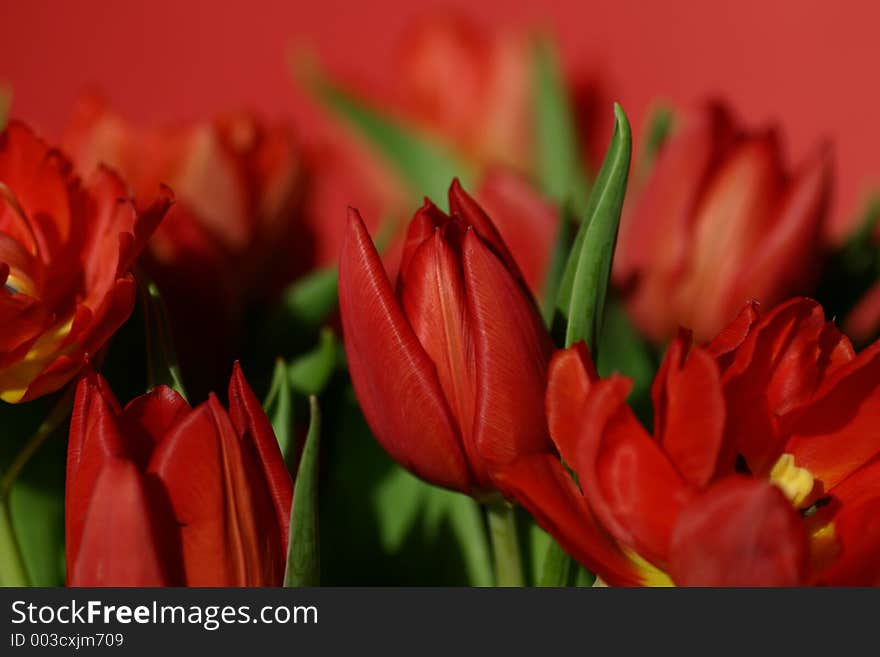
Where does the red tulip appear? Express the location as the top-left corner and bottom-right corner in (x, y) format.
(339, 180), (553, 497)
(615, 101), (832, 343)
(398, 18), (532, 172)
(63, 96), (308, 394)
(496, 298), (880, 585)
(0, 122), (171, 403)
(66, 363), (293, 586)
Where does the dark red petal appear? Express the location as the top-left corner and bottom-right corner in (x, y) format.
(669, 475), (809, 586)
(462, 229), (553, 467)
(228, 361), (294, 549)
(65, 371), (126, 571)
(339, 208), (470, 492)
(117, 385), (190, 469)
(448, 178), (526, 284)
(400, 228), (486, 485)
(705, 300), (760, 370)
(652, 331), (725, 486)
(554, 371), (691, 566)
(398, 199), (449, 281)
(68, 459), (174, 586)
(148, 397), (286, 586)
(493, 454), (644, 586)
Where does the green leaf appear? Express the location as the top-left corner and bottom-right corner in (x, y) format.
(288, 328), (338, 396)
(557, 103), (632, 350)
(278, 266), (339, 333)
(263, 358), (296, 465)
(302, 65), (474, 208)
(533, 38), (590, 216)
(637, 103), (674, 178)
(0, 83), (10, 131)
(284, 396), (321, 587)
(138, 275), (188, 402)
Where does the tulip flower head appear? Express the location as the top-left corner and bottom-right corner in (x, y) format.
(497, 298), (880, 586)
(0, 122), (171, 403)
(615, 101), (832, 343)
(339, 180), (554, 498)
(66, 364), (293, 586)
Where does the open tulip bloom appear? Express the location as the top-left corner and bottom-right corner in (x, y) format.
(496, 298), (880, 586)
(0, 122), (171, 402)
(65, 364), (293, 586)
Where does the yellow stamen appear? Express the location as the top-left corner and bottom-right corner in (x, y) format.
(769, 453), (815, 507)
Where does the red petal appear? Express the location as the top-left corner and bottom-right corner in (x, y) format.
(228, 361), (294, 551)
(785, 340), (880, 492)
(65, 371), (126, 571)
(721, 298), (848, 475)
(736, 145), (831, 311)
(339, 208), (470, 492)
(652, 331), (725, 487)
(68, 458), (175, 586)
(812, 459), (880, 586)
(448, 178), (526, 285)
(669, 475), (809, 586)
(705, 299), (760, 370)
(546, 343), (598, 456)
(474, 170), (558, 298)
(493, 454), (644, 586)
(148, 396), (286, 586)
(117, 385), (190, 469)
(674, 132), (785, 341)
(462, 228), (554, 467)
(554, 372), (691, 567)
(845, 281), (880, 344)
(398, 199), (449, 282)
(399, 226), (486, 485)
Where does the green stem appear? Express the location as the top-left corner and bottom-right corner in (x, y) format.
(538, 539), (573, 587)
(486, 502), (525, 587)
(0, 499), (29, 586)
(0, 389), (73, 500)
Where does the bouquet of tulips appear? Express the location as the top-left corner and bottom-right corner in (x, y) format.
(2, 18), (879, 589)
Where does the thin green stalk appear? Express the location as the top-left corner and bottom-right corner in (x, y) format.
(0, 499), (29, 586)
(486, 502), (525, 587)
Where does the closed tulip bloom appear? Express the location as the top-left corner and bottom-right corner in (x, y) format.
(497, 298), (880, 586)
(615, 101), (832, 343)
(0, 122), (170, 403)
(339, 180), (553, 497)
(66, 364), (293, 586)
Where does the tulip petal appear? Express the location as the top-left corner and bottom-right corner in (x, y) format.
(400, 226), (485, 485)
(669, 476), (809, 586)
(148, 397), (286, 586)
(462, 228), (553, 467)
(705, 299), (760, 369)
(552, 370), (690, 567)
(339, 208), (470, 492)
(117, 385), (190, 468)
(449, 178), (526, 284)
(65, 371), (126, 571)
(494, 454), (644, 586)
(652, 331), (725, 487)
(811, 459), (880, 586)
(721, 298), (850, 475)
(784, 340), (880, 492)
(69, 459), (174, 586)
(546, 343), (597, 454)
(228, 361), (294, 550)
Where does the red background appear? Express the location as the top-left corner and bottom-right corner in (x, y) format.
(1, 0), (877, 234)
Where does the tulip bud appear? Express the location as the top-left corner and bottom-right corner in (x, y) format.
(339, 180), (553, 497)
(65, 364), (293, 586)
(615, 101), (832, 343)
